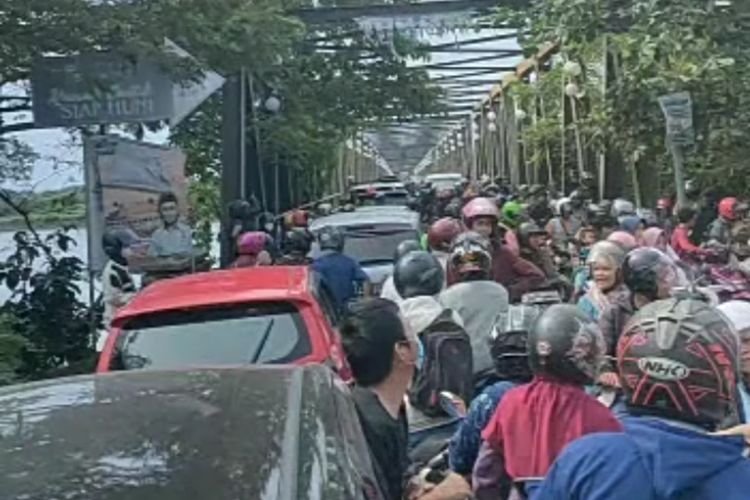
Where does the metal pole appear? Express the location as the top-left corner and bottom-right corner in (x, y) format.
(671, 142), (688, 208)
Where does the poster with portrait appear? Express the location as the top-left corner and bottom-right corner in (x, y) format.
(85, 135), (194, 273)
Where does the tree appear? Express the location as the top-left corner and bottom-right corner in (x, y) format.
(494, 0), (750, 201)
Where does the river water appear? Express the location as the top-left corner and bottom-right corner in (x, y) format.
(0, 225), (221, 304)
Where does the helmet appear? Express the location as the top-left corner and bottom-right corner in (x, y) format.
(490, 304), (538, 382)
(449, 231), (493, 280)
(607, 231), (638, 252)
(318, 226), (344, 252)
(618, 214), (643, 235)
(528, 304), (605, 385)
(102, 229), (137, 261)
(393, 251), (444, 299)
(528, 184), (545, 197)
(283, 228), (312, 255)
(517, 221), (547, 247)
(437, 187), (455, 200)
(291, 209), (309, 228)
(394, 239), (421, 262)
(636, 208), (658, 227)
(317, 203), (332, 216)
(618, 298), (740, 429)
(612, 198), (635, 218)
(462, 197), (499, 224)
(656, 198), (673, 211)
(719, 197), (738, 221)
(554, 197), (572, 217)
(623, 248), (679, 301)
(501, 201), (523, 228)
(238, 231), (267, 255)
(428, 217), (463, 251)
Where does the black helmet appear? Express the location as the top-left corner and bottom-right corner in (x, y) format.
(393, 251), (444, 299)
(623, 248), (679, 302)
(528, 304), (605, 385)
(618, 298), (740, 430)
(394, 240), (421, 262)
(490, 304), (538, 382)
(318, 226), (344, 252)
(102, 229), (137, 262)
(449, 231), (493, 281)
(518, 222), (547, 247)
(284, 228), (312, 255)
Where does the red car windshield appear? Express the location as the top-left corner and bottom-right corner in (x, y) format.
(111, 302), (311, 371)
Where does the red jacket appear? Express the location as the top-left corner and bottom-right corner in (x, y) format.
(491, 243), (545, 301)
(671, 224), (704, 261)
(481, 377), (622, 481)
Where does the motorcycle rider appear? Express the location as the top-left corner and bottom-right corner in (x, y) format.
(440, 232), (509, 385)
(577, 241), (629, 322)
(312, 226), (371, 313)
(536, 298), (750, 500)
(380, 240), (422, 304)
(707, 196), (739, 248)
(459, 197), (544, 301)
(598, 248), (681, 388)
(518, 221), (556, 279)
(655, 197), (675, 234)
(231, 231), (272, 268)
(546, 199), (582, 248)
(671, 207), (708, 262)
(101, 229), (138, 332)
(473, 305), (622, 499)
(276, 228), (313, 265)
(426, 217), (463, 272)
(448, 302), (536, 476)
(717, 301), (750, 423)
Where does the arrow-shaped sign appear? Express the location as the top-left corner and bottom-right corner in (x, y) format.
(165, 38), (226, 126)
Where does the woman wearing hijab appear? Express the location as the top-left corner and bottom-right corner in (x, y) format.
(640, 226), (690, 285)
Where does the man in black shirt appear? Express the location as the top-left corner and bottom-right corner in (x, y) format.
(342, 298), (473, 500)
(341, 299), (416, 500)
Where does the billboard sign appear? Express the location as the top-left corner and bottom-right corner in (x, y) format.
(32, 54), (175, 127)
(84, 135), (194, 273)
(658, 92), (694, 147)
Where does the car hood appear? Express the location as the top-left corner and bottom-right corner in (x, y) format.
(0, 366), (378, 500)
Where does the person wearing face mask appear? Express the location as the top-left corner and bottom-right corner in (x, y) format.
(577, 241), (628, 322)
(717, 300), (750, 423)
(149, 192), (194, 258)
(342, 298), (471, 500)
(460, 197), (544, 301)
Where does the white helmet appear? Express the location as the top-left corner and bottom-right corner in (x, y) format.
(612, 198), (635, 218)
(717, 300), (750, 338)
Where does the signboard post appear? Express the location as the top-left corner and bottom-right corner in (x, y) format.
(659, 92), (694, 208)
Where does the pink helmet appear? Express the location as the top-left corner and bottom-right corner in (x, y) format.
(607, 231), (638, 252)
(462, 197), (499, 224)
(237, 231), (267, 255)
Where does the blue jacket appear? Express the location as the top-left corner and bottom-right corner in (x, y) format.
(534, 416), (750, 500)
(312, 252), (368, 311)
(448, 381), (516, 475)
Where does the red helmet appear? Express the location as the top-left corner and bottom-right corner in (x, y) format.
(462, 197), (499, 225)
(237, 231), (267, 255)
(718, 197), (738, 221)
(428, 217), (463, 251)
(291, 209), (309, 228)
(656, 198), (673, 211)
(617, 298), (740, 429)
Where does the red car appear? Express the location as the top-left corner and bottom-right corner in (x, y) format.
(97, 266), (349, 376)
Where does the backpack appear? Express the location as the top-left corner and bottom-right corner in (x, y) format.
(409, 309), (474, 417)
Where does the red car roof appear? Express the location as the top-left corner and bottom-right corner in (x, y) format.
(113, 266), (313, 325)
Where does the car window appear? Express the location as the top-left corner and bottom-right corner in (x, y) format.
(343, 227), (419, 265)
(112, 302), (310, 371)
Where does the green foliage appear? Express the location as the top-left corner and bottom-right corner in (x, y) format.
(0, 230), (96, 385)
(495, 0), (750, 198)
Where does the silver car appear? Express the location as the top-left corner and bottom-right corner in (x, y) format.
(309, 206), (421, 289)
